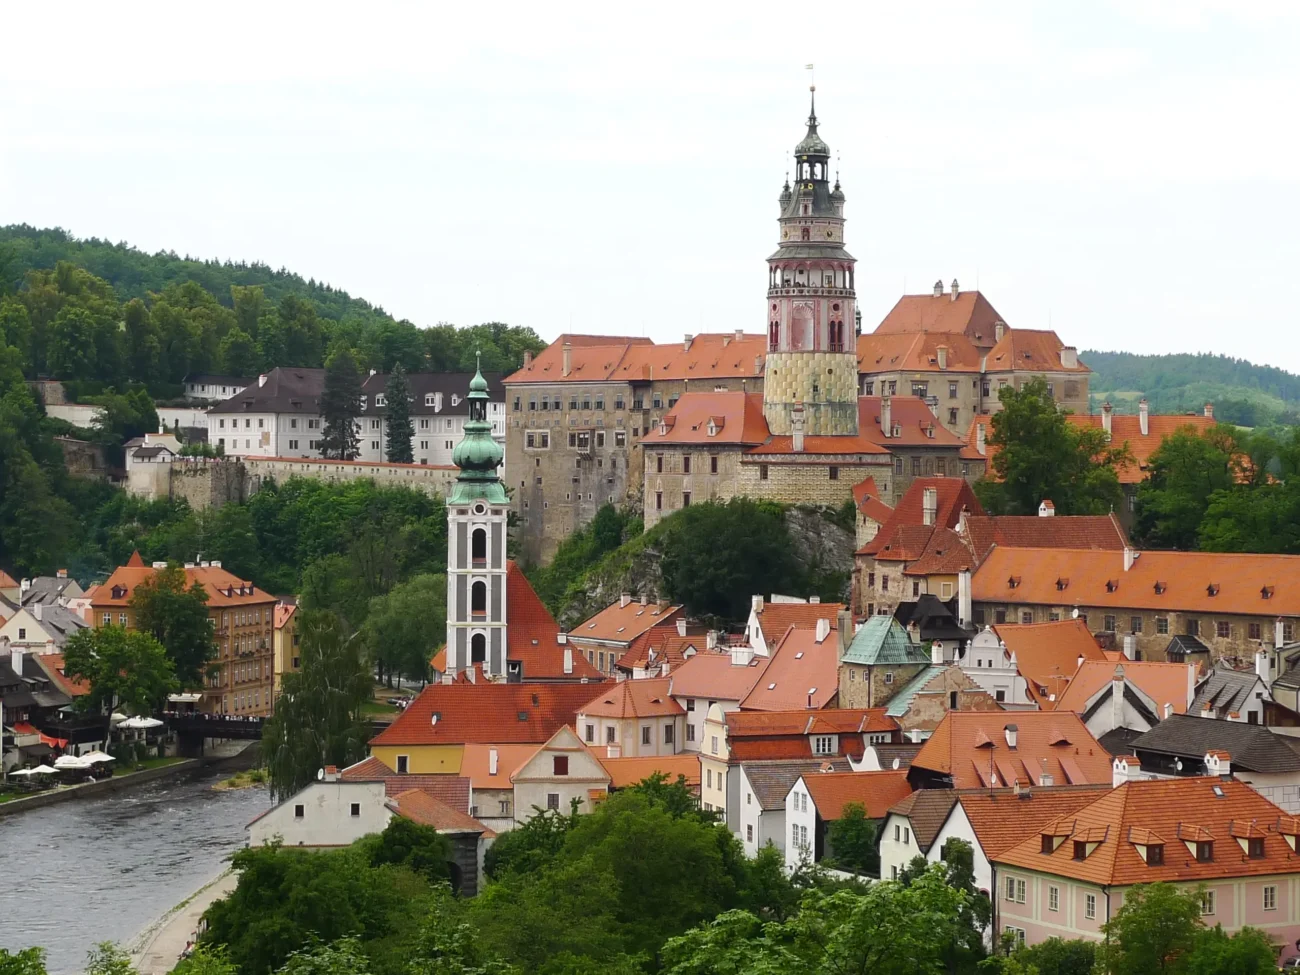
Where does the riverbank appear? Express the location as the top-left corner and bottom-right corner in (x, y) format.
(129, 869), (239, 975)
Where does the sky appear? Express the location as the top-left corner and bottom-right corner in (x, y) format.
(3, 1), (1299, 368)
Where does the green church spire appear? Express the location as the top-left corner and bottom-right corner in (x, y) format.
(449, 353), (507, 504)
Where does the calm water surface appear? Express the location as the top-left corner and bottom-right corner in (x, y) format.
(0, 767), (270, 974)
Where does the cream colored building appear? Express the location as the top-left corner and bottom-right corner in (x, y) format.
(699, 703), (732, 816)
(510, 726), (611, 821)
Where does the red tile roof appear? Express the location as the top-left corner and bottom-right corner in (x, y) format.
(666, 651), (771, 702)
(956, 785), (1113, 859)
(903, 527), (976, 576)
(754, 601), (845, 648)
(726, 708), (898, 739)
(985, 329), (1089, 374)
(368, 681), (605, 747)
(598, 754), (701, 789)
(1050, 660), (1196, 716)
(856, 396), (966, 448)
(856, 330), (985, 374)
(910, 711), (1113, 789)
(744, 400), (892, 456)
(859, 477), (984, 558)
(505, 332), (766, 385)
(962, 513), (1128, 563)
(338, 758), (472, 812)
(975, 546), (1300, 617)
(577, 677), (684, 719)
(639, 392), (771, 446)
(274, 603), (297, 630)
(35, 653), (90, 697)
(388, 789), (495, 837)
(615, 629), (709, 673)
(504, 335), (653, 385)
(570, 598), (681, 646)
(0, 570), (17, 588)
(852, 476), (894, 525)
(740, 626), (840, 711)
(873, 290), (1010, 348)
(994, 777), (1300, 886)
(504, 562), (603, 680)
(93, 562), (277, 610)
(802, 770), (913, 820)
(991, 620), (1109, 706)
(458, 743), (539, 789)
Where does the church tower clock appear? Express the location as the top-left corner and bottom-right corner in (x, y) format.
(763, 86), (860, 438)
(446, 357), (509, 678)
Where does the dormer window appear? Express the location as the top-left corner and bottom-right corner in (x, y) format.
(1105, 580), (1119, 593)
(1008, 576), (1021, 589)
(1262, 586), (1275, 599)
(1196, 841), (1213, 862)
(451, 394), (460, 407)
(1147, 843), (1164, 865)
(1154, 581), (1166, 595)
(1055, 578), (1069, 591)
(425, 394), (435, 406)
(1072, 841), (1088, 860)
(1249, 837), (1265, 858)
(374, 394), (386, 407)
(1207, 584), (1220, 597)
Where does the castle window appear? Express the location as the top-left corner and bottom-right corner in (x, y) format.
(801, 227), (810, 241)
(471, 581), (487, 616)
(471, 528), (487, 566)
(471, 633), (486, 664)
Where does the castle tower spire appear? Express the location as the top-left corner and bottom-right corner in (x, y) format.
(763, 87), (858, 438)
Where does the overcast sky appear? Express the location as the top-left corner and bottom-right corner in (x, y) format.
(3, 2), (1298, 368)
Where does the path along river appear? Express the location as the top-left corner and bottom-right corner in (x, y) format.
(0, 766), (270, 974)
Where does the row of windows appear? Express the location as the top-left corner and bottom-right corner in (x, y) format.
(1004, 877), (1277, 920)
(892, 455), (968, 477)
(582, 723), (676, 746)
(976, 607), (1295, 642)
(216, 417), (321, 431)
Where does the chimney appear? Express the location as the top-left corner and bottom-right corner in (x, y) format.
(922, 487), (938, 526)
(1112, 665), (1125, 731)
(676, 617), (687, 637)
(791, 402), (805, 453)
(933, 279), (943, 298)
(734, 328), (744, 344)
(1204, 402), (1214, 419)
(958, 569), (972, 626)
(1123, 634), (1136, 660)
(1139, 399), (1150, 437)
(1060, 347), (1078, 370)
(837, 610), (853, 657)
(1123, 546), (1137, 572)
(1101, 401), (1113, 438)
(11, 647), (24, 675)
(936, 345), (948, 370)
(322, 765), (339, 782)
(1004, 724), (1018, 748)
(56, 569), (67, 579)
(880, 395), (892, 438)
(620, 592), (631, 609)
(994, 321), (1006, 343)
(1277, 618), (1287, 649)
(606, 743), (621, 759)
(1112, 755), (1141, 787)
(563, 645), (573, 675)
(930, 641), (943, 665)
(1163, 702), (1173, 720)
(369, 368), (377, 378)
(20, 578), (30, 594)
(684, 334), (693, 353)
(1203, 750), (1231, 777)
(32, 604), (42, 622)
(975, 422), (986, 457)
(152, 561), (167, 569)
(210, 560), (222, 568)
(562, 342), (572, 378)
(706, 630), (718, 651)
(489, 747), (499, 776)
(753, 595), (765, 615)
(815, 618), (831, 643)
(731, 644), (755, 667)
(523, 350), (533, 367)
(1257, 649), (1271, 681)
(950, 278), (959, 301)
(258, 373), (267, 387)
(1038, 499), (1055, 517)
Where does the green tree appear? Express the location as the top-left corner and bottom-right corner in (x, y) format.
(172, 946), (237, 975)
(131, 563), (216, 687)
(977, 378), (1130, 516)
(383, 365), (414, 463)
(1135, 426), (1242, 549)
(1186, 925), (1278, 975)
(1096, 882), (1203, 975)
(219, 327), (259, 378)
(276, 939), (372, 975)
(320, 349), (362, 459)
(825, 803), (876, 874)
(484, 806), (578, 879)
(261, 611), (372, 801)
(361, 573), (446, 686)
(62, 626), (177, 740)
(85, 944), (136, 975)
(1009, 937), (1096, 975)
(364, 816), (452, 886)
(0, 947), (48, 975)
(46, 305), (99, 379)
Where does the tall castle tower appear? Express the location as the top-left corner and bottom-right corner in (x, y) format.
(763, 86), (859, 437)
(446, 357), (510, 678)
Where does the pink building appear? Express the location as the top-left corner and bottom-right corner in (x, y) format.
(991, 775), (1300, 963)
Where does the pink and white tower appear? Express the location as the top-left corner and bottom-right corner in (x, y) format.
(763, 85), (859, 438)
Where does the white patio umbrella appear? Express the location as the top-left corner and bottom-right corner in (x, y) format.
(53, 754), (91, 770)
(109, 712), (129, 725)
(7, 768), (36, 776)
(29, 765), (58, 775)
(81, 750), (116, 763)
(119, 716), (164, 730)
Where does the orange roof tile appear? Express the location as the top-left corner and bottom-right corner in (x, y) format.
(0, 570), (17, 588)
(369, 682), (605, 747)
(910, 711), (1113, 789)
(273, 603), (296, 629)
(93, 562), (277, 610)
(570, 598), (682, 646)
(504, 562), (603, 680)
(577, 677), (683, 719)
(903, 527), (976, 576)
(458, 743), (540, 789)
(995, 777), (1300, 886)
(504, 335), (653, 385)
(1051, 660), (1196, 716)
(858, 396), (967, 448)
(873, 290), (1009, 348)
(985, 329), (1089, 374)
(957, 785), (1113, 858)
(859, 477), (984, 558)
(666, 651), (771, 702)
(639, 392), (771, 446)
(991, 620), (1109, 706)
(726, 708), (898, 739)
(975, 546), (1300, 617)
(614, 628), (710, 674)
(963, 513), (1128, 563)
(852, 476), (894, 524)
(388, 789), (495, 837)
(505, 332), (767, 385)
(739, 626), (841, 712)
(856, 330), (985, 374)
(598, 754), (701, 789)
(35, 653), (90, 697)
(754, 601), (845, 648)
(802, 770), (913, 820)
(338, 758), (472, 810)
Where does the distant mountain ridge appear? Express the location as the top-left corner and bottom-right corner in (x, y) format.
(1082, 350), (1300, 427)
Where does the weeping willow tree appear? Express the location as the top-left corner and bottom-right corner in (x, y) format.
(262, 610), (372, 801)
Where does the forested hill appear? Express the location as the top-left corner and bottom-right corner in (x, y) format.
(1082, 349), (1300, 427)
(0, 225), (388, 323)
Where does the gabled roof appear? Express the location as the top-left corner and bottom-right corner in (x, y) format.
(739, 626), (840, 711)
(910, 711), (1112, 789)
(985, 329), (1088, 374)
(368, 682), (605, 747)
(1130, 713), (1300, 773)
(801, 770), (912, 821)
(962, 513), (1128, 563)
(569, 598), (681, 646)
(504, 332), (766, 385)
(274, 603), (297, 630)
(740, 759), (851, 810)
(873, 290), (1009, 348)
(994, 777), (1300, 886)
(852, 476), (894, 524)
(598, 754), (701, 789)
(1051, 661), (1195, 717)
(956, 785), (1113, 859)
(34, 653), (90, 697)
(388, 789), (495, 837)
(360, 371), (504, 417)
(1193, 664), (1266, 716)
(856, 330), (985, 375)
(886, 789), (959, 853)
(639, 392), (771, 446)
(503, 562), (602, 680)
(668, 651), (770, 702)
(859, 477), (984, 558)
(754, 601), (845, 648)
(884, 664), (949, 718)
(92, 562), (276, 610)
(458, 743), (540, 790)
(990, 620), (1109, 706)
(857, 396), (966, 448)
(207, 367), (326, 414)
(973, 546), (1300, 616)
(338, 758), (472, 811)
(577, 677), (683, 719)
(615, 629), (708, 674)
(1066, 412), (1217, 483)
(902, 527), (975, 576)
(840, 616), (928, 667)
(744, 401), (891, 457)
(726, 708), (898, 739)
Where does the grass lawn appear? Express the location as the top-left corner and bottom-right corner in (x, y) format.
(361, 699), (400, 716)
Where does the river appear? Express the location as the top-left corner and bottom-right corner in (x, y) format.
(0, 767), (271, 974)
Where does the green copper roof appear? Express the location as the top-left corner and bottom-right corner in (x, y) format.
(886, 665), (946, 717)
(840, 616), (929, 667)
(449, 354), (506, 505)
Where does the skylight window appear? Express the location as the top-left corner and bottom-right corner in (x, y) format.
(767, 683), (777, 691)
(795, 652), (804, 659)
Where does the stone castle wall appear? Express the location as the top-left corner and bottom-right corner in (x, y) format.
(762, 351), (859, 435)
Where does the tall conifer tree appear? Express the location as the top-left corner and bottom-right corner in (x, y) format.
(384, 364), (414, 463)
(320, 349), (361, 459)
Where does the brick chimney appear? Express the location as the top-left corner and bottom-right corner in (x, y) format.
(1139, 398), (1150, 437)
(562, 342), (572, 378)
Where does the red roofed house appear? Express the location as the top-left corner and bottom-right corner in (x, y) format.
(508, 726), (611, 823)
(567, 593), (683, 678)
(962, 620), (1109, 708)
(740, 622), (842, 712)
(994, 776), (1300, 961)
(669, 645), (772, 752)
(574, 677), (685, 758)
(852, 476), (894, 550)
(784, 769), (913, 871)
